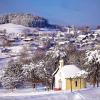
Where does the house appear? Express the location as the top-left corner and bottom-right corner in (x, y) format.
(53, 59), (87, 91)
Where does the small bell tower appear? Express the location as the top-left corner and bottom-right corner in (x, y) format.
(59, 59), (64, 69)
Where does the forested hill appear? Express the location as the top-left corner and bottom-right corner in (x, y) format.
(0, 13), (49, 28)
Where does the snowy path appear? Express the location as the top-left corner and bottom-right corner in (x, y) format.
(0, 87), (100, 100)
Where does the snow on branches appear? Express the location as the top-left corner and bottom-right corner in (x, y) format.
(86, 50), (100, 64)
(22, 61), (46, 80)
(85, 49), (100, 87)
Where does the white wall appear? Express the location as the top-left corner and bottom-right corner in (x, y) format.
(55, 73), (60, 89)
(61, 78), (66, 90)
(55, 72), (66, 90)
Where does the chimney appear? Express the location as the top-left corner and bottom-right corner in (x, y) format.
(59, 59), (64, 69)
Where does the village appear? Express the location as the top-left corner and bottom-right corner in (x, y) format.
(0, 0), (100, 99)
(0, 13), (99, 100)
(0, 22), (100, 88)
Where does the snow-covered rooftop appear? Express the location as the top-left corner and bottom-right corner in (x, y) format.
(77, 35), (86, 40)
(56, 65), (86, 78)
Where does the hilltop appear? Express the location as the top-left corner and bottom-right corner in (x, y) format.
(0, 13), (49, 28)
(0, 13), (62, 29)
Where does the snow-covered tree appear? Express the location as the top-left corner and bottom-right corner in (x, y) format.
(22, 61), (47, 88)
(1, 60), (24, 90)
(19, 44), (33, 64)
(0, 33), (11, 47)
(1, 77), (23, 90)
(31, 49), (46, 63)
(0, 69), (5, 87)
(85, 50), (100, 87)
(47, 45), (67, 63)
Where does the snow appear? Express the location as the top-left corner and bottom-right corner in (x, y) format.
(58, 41), (66, 45)
(94, 29), (100, 34)
(22, 61), (46, 79)
(57, 65), (86, 78)
(0, 23), (35, 37)
(0, 87), (100, 100)
(0, 56), (10, 69)
(8, 45), (23, 54)
(77, 35), (86, 40)
(86, 50), (100, 63)
(0, 53), (9, 58)
(0, 23), (32, 33)
(0, 69), (5, 78)
(47, 48), (66, 59)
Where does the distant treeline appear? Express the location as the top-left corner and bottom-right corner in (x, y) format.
(0, 13), (61, 29)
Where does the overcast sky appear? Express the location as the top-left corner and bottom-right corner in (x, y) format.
(0, 0), (100, 26)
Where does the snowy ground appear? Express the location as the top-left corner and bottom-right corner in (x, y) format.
(0, 87), (100, 100)
(0, 23), (34, 35)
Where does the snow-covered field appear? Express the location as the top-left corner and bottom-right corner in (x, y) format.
(0, 87), (100, 100)
(0, 23), (34, 34)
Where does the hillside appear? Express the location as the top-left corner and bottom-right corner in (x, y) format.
(0, 23), (34, 34)
(0, 13), (48, 28)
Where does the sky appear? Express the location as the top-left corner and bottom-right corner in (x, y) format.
(0, 0), (100, 26)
